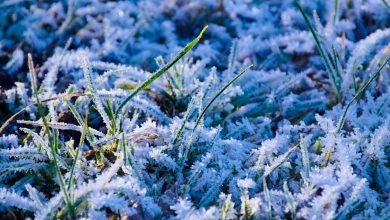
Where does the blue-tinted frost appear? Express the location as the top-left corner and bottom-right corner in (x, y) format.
(0, 0), (390, 219)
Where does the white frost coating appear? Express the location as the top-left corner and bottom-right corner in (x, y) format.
(1, 0), (390, 219)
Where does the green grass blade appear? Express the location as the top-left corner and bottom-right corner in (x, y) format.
(115, 26), (208, 118)
(337, 58), (389, 132)
(193, 65), (253, 131)
(351, 62), (359, 93)
(63, 99), (95, 142)
(121, 133), (127, 166)
(295, 0), (341, 99)
(81, 55), (111, 130)
(67, 109), (88, 192)
(106, 99), (116, 133)
(332, 46), (342, 82)
(382, 0), (390, 11)
(173, 98), (195, 145)
(28, 54), (73, 216)
(263, 177), (272, 220)
(63, 87), (95, 142)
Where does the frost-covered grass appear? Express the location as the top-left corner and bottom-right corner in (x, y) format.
(1, 0), (390, 219)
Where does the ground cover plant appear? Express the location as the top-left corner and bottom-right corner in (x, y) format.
(1, 0), (390, 219)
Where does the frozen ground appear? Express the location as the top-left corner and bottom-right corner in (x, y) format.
(0, 0), (390, 219)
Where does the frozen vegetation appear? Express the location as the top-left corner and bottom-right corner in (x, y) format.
(0, 0), (390, 219)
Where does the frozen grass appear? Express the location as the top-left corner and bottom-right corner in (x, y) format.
(1, 0), (390, 219)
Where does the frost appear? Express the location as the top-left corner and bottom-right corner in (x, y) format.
(1, 0), (390, 219)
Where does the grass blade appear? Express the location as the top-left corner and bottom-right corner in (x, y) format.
(115, 26), (208, 118)
(0, 93), (87, 135)
(193, 65), (253, 131)
(337, 58), (390, 132)
(382, 0), (390, 11)
(295, 0), (341, 100)
(173, 98), (195, 145)
(263, 177), (272, 220)
(28, 54), (73, 216)
(67, 109), (88, 192)
(80, 54), (111, 130)
(63, 99), (95, 142)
